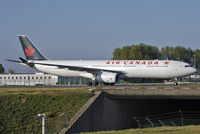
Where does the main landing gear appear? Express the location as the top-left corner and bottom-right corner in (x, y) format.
(174, 78), (178, 86)
(174, 82), (178, 86)
(87, 81), (115, 86)
(103, 83), (115, 86)
(87, 81), (99, 86)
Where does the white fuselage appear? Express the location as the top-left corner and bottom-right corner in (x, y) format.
(30, 60), (197, 80)
(16, 35), (197, 84)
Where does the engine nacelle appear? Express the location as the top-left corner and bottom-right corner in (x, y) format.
(96, 72), (119, 83)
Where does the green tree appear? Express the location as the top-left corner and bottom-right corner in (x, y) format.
(0, 64), (4, 74)
(112, 43), (198, 72)
(195, 49), (200, 74)
(112, 48), (122, 60)
(8, 69), (14, 74)
(145, 45), (160, 60)
(129, 45), (143, 60)
(161, 46), (173, 60)
(137, 44), (146, 59)
(161, 46), (194, 64)
(120, 46), (131, 60)
(113, 44), (160, 60)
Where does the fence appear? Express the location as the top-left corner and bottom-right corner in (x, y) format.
(134, 110), (200, 128)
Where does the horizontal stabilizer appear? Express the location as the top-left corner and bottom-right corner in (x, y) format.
(6, 57), (34, 67)
(6, 59), (21, 63)
(19, 57), (27, 63)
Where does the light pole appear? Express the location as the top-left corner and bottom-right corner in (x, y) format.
(194, 54), (196, 68)
(38, 113), (46, 134)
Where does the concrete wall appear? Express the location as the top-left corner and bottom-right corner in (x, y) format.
(64, 91), (200, 134)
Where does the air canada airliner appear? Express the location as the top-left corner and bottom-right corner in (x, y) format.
(7, 35), (197, 85)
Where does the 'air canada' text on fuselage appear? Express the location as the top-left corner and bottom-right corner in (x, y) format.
(105, 61), (169, 65)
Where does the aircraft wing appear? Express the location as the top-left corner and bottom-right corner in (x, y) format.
(6, 57), (125, 75)
(32, 62), (125, 75)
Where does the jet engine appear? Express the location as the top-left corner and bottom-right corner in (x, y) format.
(96, 72), (119, 83)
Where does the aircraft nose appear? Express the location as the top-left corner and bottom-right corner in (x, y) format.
(194, 68), (198, 73)
(192, 67), (198, 74)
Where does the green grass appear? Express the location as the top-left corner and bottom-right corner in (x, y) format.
(0, 87), (90, 94)
(0, 88), (93, 134)
(83, 125), (200, 134)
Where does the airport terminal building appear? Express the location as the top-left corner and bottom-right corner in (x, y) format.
(0, 73), (58, 86)
(0, 73), (91, 86)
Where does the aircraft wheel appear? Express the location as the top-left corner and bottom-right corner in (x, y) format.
(174, 82), (178, 86)
(87, 81), (93, 86)
(94, 81), (99, 86)
(110, 83), (115, 86)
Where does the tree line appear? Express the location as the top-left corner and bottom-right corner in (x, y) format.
(0, 64), (4, 74)
(0, 64), (15, 74)
(112, 43), (200, 69)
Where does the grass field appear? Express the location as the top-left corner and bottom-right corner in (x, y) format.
(0, 87), (90, 94)
(83, 125), (200, 134)
(1, 86), (200, 134)
(0, 87), (93, 134)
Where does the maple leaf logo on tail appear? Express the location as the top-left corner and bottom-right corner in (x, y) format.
(25, 46), (35, 56)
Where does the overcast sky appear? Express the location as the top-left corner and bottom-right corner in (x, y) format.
(0, 0), (200, 73)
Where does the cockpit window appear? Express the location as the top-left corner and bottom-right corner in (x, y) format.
(185, 65), (192, 67)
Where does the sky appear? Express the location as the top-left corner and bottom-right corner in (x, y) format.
(0, 0), (200, 73)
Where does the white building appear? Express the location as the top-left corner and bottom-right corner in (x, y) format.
(190, 75), (200, 79)
(0, 73), (58, 86)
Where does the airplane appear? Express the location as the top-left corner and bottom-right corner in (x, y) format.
(7, 35), (197, 85)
